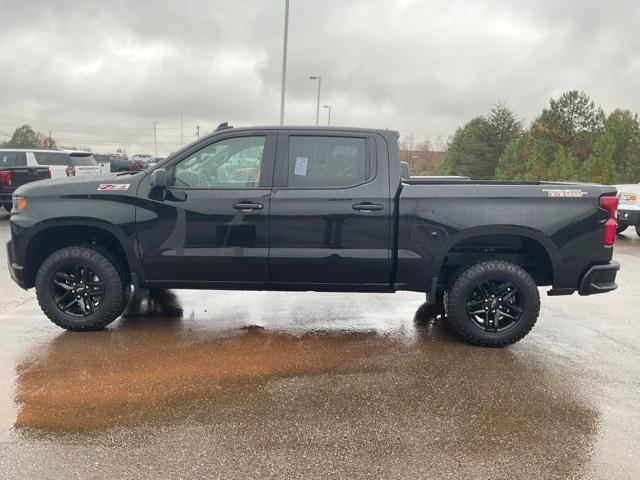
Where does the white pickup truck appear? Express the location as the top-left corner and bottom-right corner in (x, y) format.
(616, 183), (640, 237)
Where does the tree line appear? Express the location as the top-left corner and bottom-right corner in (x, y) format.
(1, 124), (57, 149)
(441, 91), (640, 184)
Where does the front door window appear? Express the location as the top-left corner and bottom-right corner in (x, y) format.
(172, 136), (265, 189)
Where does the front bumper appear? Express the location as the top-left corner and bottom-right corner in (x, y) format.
(6, 241), (26, 289)
(578, 260), (620, 296)
(618, 209), (640, 227)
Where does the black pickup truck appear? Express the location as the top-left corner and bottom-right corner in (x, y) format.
(6, 126), (620, 346)
(0, 151), (50, 211)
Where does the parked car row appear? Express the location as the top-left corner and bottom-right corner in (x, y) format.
(616, 182), (640, 237)
(0, 150), (50, 211)
(0, 149), (113, 211)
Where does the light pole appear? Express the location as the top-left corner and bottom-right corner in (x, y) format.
(153, 121), (158, 156)
(279, 0), (290, 125)
(180, 112), (184, 147)
(309, 75), (321, 126)
(323, 105), (331, 126)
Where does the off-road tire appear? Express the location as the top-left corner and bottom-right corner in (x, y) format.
(35, 246), (127, 331)
(445, 260), (540, 347)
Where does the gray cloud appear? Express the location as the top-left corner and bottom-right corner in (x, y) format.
(0, 0), (638, 154)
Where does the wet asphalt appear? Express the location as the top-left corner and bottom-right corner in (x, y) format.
(0, 211), (639, 479)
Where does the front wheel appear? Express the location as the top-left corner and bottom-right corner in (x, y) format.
(35, 246), (127, 331)
(445, 260), (540, 347)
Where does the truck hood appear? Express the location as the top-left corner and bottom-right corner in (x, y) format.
(13, 172), (143, 198)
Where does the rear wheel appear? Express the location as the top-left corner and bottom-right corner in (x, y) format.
(35, 246), (127, 331)
(445, 260), (540, 347)
(1, 201), (12, 212)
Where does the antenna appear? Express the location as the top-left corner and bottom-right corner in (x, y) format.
(215, 122), (234, 132)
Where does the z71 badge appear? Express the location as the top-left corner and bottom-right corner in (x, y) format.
(97, 183), (131, 191)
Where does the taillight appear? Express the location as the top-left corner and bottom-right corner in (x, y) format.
(600, 195), (618, 246)
(0, 170), (11, 186)
(66, 165), (76, 177)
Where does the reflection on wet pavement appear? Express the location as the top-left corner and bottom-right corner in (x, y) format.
(10, 289), (601, 478)
(2, 225), (640, 478)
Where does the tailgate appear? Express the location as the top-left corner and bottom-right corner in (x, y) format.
(6, 167), (50, 187)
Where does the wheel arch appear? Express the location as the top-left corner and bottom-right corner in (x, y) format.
(433, 226), (559, 291)
(22, 219), (143, 289)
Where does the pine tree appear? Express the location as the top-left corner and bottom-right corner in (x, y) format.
(524, 142), (548, 180)
(580, 130), (616, 184)
(496, 137), (526, 180)
(488, 102), (522, 156)
(547, 147), (577, 181)
(604, 109), (640, 183)
(441, 117), (500, 179)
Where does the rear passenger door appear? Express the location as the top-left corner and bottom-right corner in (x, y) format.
(268, 131), (392, 286)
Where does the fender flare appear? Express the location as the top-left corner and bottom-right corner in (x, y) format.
(22, 217), (146, 286)
(431, 225), (560, 282)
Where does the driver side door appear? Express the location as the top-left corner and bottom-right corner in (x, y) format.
(136, 132), (276, 285)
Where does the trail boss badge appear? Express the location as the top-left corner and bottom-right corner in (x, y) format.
(542, 188), (588, 198)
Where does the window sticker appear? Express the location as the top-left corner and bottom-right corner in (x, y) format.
(294, 156), (308, 176)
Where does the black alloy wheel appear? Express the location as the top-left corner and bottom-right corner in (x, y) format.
(51, 264), (106, 317)
(36, 246), (127, 331)
(465, 278), (524, 333)
(445, 260), (540, 347)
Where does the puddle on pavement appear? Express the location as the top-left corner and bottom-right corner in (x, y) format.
(9, 288), (601, 477)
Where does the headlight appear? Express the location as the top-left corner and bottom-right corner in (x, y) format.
(13, 196), (28, 211)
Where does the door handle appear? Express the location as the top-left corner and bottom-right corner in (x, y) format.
(233, 202), (264, 212)
(352, 202), (383, 212)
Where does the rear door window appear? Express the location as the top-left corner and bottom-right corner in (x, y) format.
(287, 136), (369, 188)
(0, 152), (17, 168)
(33, 152), (72, 166)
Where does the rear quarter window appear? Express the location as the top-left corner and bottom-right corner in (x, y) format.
(33, 152), (72, 166)
(69, 156), (98, 166)
(0, 151), (17, 168)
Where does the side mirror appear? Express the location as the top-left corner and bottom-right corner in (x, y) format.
(150, 168), (167, 190)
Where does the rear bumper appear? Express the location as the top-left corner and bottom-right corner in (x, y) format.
(6, 241), (26, 289)
(578, 260), (620, 296)
(618, 209), (640, 226)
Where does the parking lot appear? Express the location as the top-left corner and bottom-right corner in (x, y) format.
(0, 210), (638, 479)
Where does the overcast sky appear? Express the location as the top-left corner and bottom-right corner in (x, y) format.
(0, 0), (639, 155)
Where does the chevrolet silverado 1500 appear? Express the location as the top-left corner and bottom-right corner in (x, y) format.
(7, 125), (620, 346)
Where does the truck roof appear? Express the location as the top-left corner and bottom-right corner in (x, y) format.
(206, 124), (400, 138)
